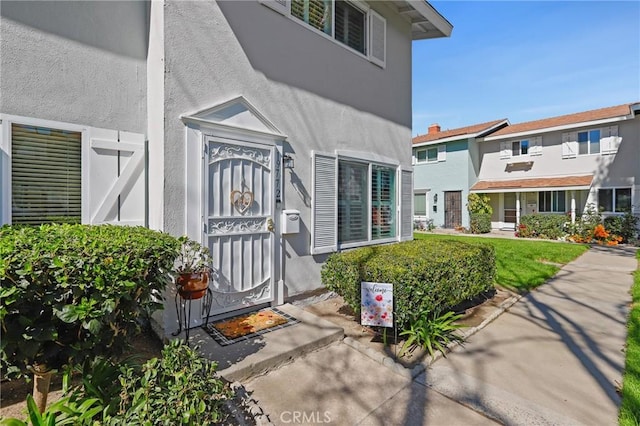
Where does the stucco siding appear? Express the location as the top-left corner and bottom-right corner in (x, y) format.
(0, 1), (149, 133)
(479, 119), (638, 188)
(414, 139), (470, 227)
(162, 0), (414, 296)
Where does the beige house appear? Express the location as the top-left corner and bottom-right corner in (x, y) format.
(476, 103), (640, 229)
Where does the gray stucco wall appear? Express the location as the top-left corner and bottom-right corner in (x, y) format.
(162, 0), (414, 296)
(0, 1), (149, 133)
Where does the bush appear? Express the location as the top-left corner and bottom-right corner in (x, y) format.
(469, 212), (492, 234)
(604, 211), (639, 243)
(517, 214), (568, 240)
(467, 193), (492, 215)
(321, 239), (496, 329)
(3, 341), (232, 425)
(0, 224), (181, 379)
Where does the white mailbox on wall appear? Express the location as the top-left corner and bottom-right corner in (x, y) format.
(282, 209), (301, 234)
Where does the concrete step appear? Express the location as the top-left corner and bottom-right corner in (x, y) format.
(184, 303), (344, 382)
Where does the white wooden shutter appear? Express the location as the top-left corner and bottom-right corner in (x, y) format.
(530, 136), (542, 156)
(500, 141), (511, 159)
(86, 128), (146, 226)
(437, 145), (446, 162)
(259, 0), (289, 15)
(601, 125), (620, 154)
(561, 132), (577, 159)
(368, 9), (386, 68)
(400, 168), (413, 241)
(311, 151), (337, 254)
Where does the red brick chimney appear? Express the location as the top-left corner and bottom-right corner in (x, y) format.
(428, 123), (441, 134)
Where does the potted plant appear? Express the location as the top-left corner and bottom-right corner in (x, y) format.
(174, 236), (212, 300)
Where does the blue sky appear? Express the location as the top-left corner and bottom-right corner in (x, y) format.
(412, 1), (640, 136)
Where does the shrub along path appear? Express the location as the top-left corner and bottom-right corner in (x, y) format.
(414, 232), (589, 291)
(245, 241), (635, 425)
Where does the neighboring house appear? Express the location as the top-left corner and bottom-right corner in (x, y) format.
(412, 120), (508, 229)
(412, 103), (640, 230)
(0, 1), (452, 336)
(477, 103), (640, 229)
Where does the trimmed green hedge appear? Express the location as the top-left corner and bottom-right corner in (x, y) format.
(0, 224), (181, 378)
(518, 214), (568, 240)
(470, 212), (492, 234)
(321, 239), (496, 329)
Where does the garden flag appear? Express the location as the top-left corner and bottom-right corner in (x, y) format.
(361, 282), (393, 327)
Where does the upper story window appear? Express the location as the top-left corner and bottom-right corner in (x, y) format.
(500, 137), (541, 159)
(261, 0), (386, 67)
(562, 125), (619, 159)
(512, 139), (529, 156)
(577, 129), (600, 155)
(415, 145), (445, 164)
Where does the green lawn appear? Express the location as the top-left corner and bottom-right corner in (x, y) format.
(413, 233), (589, 291)
(620, 250), (640, 426)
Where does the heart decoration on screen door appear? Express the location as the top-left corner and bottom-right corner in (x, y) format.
(230, 190), (254, 214)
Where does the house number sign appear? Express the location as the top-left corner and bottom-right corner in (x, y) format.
(230, 190), (254, 214)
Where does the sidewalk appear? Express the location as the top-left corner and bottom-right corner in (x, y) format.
(241, 245), (637, 425)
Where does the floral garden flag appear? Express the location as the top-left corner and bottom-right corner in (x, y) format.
(360, 282), (393, 327)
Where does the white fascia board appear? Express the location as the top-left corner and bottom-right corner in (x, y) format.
(180, 116), (287, 143)
(471, 185), (592, 194)
(413, 135), (470, 148)
(407, 0), (453, 38)
(483, 116), (632, 142)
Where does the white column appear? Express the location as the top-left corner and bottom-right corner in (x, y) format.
(515, 192), (521, 225)
(571, 190), (576, 224)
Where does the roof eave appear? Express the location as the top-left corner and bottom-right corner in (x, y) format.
(398, 1), (453, 40)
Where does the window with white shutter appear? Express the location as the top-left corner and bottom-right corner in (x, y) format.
(310, 151), (410, 253)
(601, 125), (620, 155)
(437, 145), (446, 162)
(260, 0), (386, 67)
(11, 124), (81, 224)
(3, 116), (147, 227)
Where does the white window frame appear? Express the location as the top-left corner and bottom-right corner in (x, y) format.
(538, 190), (566, 213)
(337, 154), (398, 250)
(577, 129), (601, 156)
(310, 150), (409, 254)
(598, 187), (632, 213)
(501, 137), (541, 159)
(260, 0), (386, 68)
(0, 114), (89, 225)
(563, 125), (619, 159)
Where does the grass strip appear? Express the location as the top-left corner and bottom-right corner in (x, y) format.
(620, 249), (640, 426)
(413, 233), (588, 291)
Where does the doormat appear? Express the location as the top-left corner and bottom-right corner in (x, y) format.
(204, 307), (300, 346)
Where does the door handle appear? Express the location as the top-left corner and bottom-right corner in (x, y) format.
(267, 217), (274, 232)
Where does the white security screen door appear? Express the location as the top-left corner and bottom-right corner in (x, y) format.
(204, 136), (275, 317)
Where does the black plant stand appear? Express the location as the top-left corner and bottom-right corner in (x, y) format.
(172, 287), (213, 344)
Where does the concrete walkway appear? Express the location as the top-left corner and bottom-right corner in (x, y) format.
(240, 245), (637, 425)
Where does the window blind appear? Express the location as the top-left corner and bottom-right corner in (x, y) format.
(292, 0), (332, 35)
(338, 161), (368, 243)
(11, 124), (81, 224)
(371, 165), (395, 240)
(335, 0), (365, 54)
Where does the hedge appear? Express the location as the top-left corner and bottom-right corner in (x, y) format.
(321, 239), (496, 329)
(518, 214), (568, 240)
(0, 224), (181, 378)
(469, 212), (492, 234)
